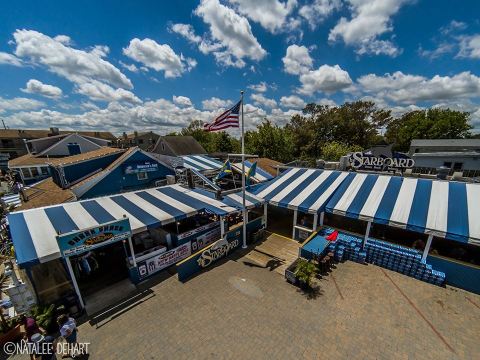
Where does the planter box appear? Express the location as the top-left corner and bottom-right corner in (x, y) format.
(285, 258), (302, 285)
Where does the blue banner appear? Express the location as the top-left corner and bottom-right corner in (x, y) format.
(56, 218), (131, 257)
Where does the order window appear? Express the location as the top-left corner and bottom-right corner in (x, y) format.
(137, 172), (148, 180)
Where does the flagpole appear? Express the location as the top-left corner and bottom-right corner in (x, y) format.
(241, 90), (247, 249)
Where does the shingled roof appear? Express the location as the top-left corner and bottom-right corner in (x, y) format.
(152, 136), (206, 156)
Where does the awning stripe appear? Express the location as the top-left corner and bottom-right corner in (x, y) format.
(406, 179), (432, 233)
(309, 172), (352, 213)
(62, 202), (99, 230)
(135, 191), (192, 221)
(467, 184), (480, 244)
(257, 168), (304, 199)
(331, 173), (369, 216)
(23, 211), (60, 263)
(359, 176), (391, 221)
(373, 177), (403, 225)
(271, 170), (320, 205)
(447, 182), (469, 242)
(44, 207), (79, 235)
(288, 171), (331, 209)
(80, 200), (116, 224)
(121, 193), (174, 225)
(191, 155), (223, 168)
(425, 181), (449, 236)
(94, 197), (146, 232)
(7, 213), (38, 265)
(143, 188), (197, 216)
(389, 178), (418, 228)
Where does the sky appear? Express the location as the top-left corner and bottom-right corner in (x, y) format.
(0, 0), (480, 135)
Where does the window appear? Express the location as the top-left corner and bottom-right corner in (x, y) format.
(443, 162), (452, 168)
(161, 143), (165, 151)
(453, 162), (463, 171)
(41, 167), (49, 175)
(30, 167), (39, 177)
(21, 168), (31, 179)
(138, 139), (144, 144)
(137, 172), (148, 180)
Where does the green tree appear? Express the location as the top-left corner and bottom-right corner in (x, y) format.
(245, 119), (295, 162)
(286, 101), (391, 162)
(385, 109), (472, 151)
(321, 141), (363, 161)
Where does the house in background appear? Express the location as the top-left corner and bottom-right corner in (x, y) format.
(8, 133), (116, 184)
(119, 131), (160, 151)
(0, 127), (116, 161)
(152, 136), (207, 156)
(15, 147), (175, 210)
(409, 139), (480, 177)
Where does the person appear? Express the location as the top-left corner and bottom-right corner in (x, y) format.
(20, 315), (45, 360)
(57, 314), (77, 358)
(412, 239), (426, 251)
(30, 333), (55, 360)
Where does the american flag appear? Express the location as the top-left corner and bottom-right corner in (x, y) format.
(204, 100), (241, 132)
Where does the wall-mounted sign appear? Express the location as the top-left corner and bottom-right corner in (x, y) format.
(191, 227), (221, 252)
(137, 242), (191, 280)
(196, 236), (240, 268)
(124, 161), (159, 174)
(349, 145), (414, 171)
(57, 218), (131, 257)
(177, 221), (219, 240)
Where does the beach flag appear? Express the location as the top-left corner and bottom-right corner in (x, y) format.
(246, 161), (257, 186)
(214, 160), (232, 182)
(326, 230), (338, 242)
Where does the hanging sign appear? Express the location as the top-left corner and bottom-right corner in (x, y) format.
(57, 218), (131, 257)
(177, 221), (219, 240)
(123, 161), (159, 174)
(137, 242), (191, 280)
(349, 150), (414, 171)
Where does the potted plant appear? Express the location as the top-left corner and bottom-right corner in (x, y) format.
(294, 258), (317, 290)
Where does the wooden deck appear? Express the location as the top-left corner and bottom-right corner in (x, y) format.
(244, 232), (300, 275)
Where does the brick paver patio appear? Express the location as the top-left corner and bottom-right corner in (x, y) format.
(7, 250), (480, 359)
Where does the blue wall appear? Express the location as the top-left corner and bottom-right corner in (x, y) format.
(82, 151), (174, 198)
(427, 255), (480, 295)
(58, 152), (123, 185)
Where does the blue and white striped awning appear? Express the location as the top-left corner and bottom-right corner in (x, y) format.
(233, 161), (273, 183)
(192, 187), (265, 210)
(8, 184), (237, 266)
(1, 193), (21, 208)
(181, 154), (223, 172)
(325, 173), (480, 245)
(252, 168), (353, 213)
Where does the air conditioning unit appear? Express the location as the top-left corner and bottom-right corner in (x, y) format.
(156, 179), (169, 187)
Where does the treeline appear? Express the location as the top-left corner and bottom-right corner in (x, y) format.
(175, 101), (473, 164)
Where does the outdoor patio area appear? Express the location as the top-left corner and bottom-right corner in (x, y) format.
(9, 247), (479, 360)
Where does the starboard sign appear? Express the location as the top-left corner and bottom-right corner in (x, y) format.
(196, 236), (240, 268)
(349, 145), (414, 171)
(57, 218), (132, 256)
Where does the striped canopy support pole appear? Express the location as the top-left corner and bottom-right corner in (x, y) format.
(65, 256), (85, 309)
(363, 221), (371, 249)
(422, 234), (434, 262)
(313, 213), (318, 231)
(128, 236), (137, 267)
(319, 212), (325, 226)
(241, 90), (247, 249)
(292, 210), (298, 239)
(220, 216), (225, 239)
(263, 202), (268, 228)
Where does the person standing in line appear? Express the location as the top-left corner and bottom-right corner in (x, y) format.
(57, 314), (78, 358)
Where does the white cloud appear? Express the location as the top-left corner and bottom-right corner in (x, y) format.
(457, 35), (480, 59)
(299, 0), (341, 29)
(53, 35), (72, 45)
(251, 93), (277, 108)
(75, 80), (141, 104)
(270, 108), (302, 126)
(170, 23), (202, 44)
(194, 0), (267, 68)
(299, 64), (352, 95)
(227, 0), (298, 34)
(119, 61), (139, 73)
(123, 38), (196, 78)
(440, 20), (467, 35)
(418, 43), (454, 60)
(248, 82), (268, 93)
(328, 0), (410, 57)
(21, 79), (63, 99)
(282, 45), (313, 75)
(202, 97), (233, 110)
(173, 95), (193, 107)
(13, 29), (132, 89)
(0, 52), (22, 66)
(0, 96), (45, 113)
(280, 95), (306, 109)
(357, 71), (480, 103)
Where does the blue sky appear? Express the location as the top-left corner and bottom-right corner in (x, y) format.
(0, 0), (480, 134)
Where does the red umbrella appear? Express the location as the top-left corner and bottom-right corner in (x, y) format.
(326, 230), (338, 242)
